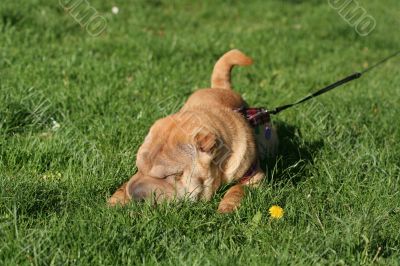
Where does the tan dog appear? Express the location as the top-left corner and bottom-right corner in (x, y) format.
(108, 50), (277, 213)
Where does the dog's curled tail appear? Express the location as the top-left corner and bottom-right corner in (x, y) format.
(211, 49), (253, 89)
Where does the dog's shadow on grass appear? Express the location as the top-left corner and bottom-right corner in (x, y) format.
(263, 121), (324, 186)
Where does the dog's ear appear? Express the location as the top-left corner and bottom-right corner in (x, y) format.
(194, 130), (216, 153)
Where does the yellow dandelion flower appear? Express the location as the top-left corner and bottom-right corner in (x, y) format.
(269, 205), (284, 219)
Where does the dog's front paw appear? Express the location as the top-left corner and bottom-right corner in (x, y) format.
(107, 195), (126, 207)
(217, 203), (238, 214)
(108, 182), (130, 207)
(217, 184), (244, 213)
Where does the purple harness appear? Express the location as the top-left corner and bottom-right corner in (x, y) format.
(235, 107), (272, 139)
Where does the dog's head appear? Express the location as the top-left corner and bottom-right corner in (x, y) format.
(127, 112), (225, 202)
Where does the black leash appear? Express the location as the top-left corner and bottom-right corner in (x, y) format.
(269, 50), (400, 115)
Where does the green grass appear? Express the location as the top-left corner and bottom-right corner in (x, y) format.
(1, 0), (400, 264)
